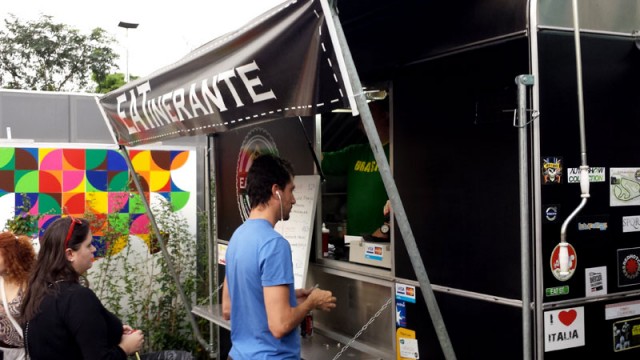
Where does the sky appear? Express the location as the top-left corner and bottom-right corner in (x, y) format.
(0, 0), (285, 78)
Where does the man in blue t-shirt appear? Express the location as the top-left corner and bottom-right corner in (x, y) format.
(222, 154), (337, 360)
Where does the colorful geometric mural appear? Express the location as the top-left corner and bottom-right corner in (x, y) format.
(0, 146), (196, 256)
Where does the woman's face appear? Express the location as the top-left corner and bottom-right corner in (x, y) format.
(67, 231), (96, 274)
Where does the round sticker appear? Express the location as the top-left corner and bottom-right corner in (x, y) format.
(550, 243), (577, 281)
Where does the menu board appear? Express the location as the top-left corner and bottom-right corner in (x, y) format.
(274, 175), (320, 289)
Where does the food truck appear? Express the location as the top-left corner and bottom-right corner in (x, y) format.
(98, 0), (640, 358)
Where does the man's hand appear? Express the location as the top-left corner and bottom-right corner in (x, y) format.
(307, 288), (337, 312)
(383, 200), (391, 217)
(295, 286), (315, 305)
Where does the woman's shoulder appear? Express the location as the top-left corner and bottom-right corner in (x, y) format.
(57, 282), (100, 303)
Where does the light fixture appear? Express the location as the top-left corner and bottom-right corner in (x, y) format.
(118, 21), (139, 83)
(331, 89), (388, 113)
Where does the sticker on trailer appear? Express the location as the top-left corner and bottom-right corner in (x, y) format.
(364, 244), (384, 261)
(550, 243), (577, 281)
(623, 215), (640, 233)
(610, 168), (640, 207)
(396, 300), (407, 327)
(543, 204), (560, 223)
(396, 327), (418, 360)
(584, 266), (607, 297)
(617, 247), (640, 287)
(613, 317), (640, 352)
(566, 167), (606, 183)
(545, 286), (570, 297)
(544, 307), (585, 352)
(396, 284), (416, 303)
(605, 300), (640, 320)
(542, 156), (563, 184)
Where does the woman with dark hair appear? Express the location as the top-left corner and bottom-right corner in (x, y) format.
(20, 216), (144, 359)
(0, 231), (36, 360)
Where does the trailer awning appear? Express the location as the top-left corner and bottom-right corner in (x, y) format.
(99, 0), (355, 147)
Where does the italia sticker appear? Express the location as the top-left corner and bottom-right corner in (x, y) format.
(550, 243), (577, 281)
(542, 156), (563, 184)
(544, 307), (585, 352)
(618, 247), (640, 287)
(235, 128), (279, 221)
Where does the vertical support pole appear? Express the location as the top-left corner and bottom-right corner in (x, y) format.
(118, 145), (210, 350)
(515, 74), (534, 360)
(321, 1), (456, 358)
(205, 134), (220, 358)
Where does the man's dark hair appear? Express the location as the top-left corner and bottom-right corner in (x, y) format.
(247, 153), (295, 209)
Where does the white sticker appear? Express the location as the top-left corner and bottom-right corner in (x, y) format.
(584, 266), (607, 297)
(605, 300), (640, 320)
(567, 167), (606, 183)
(395, 284), (416, 304)
(544, 307), (585, 352)
(399, 338), (420, 359)
(610, 168), (640, 207)
(623, 215), (640, 233)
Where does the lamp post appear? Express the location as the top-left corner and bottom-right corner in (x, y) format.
(118, 21), (139, 83)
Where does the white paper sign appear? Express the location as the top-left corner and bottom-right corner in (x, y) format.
(274, 175), (320, 289)
(585, 266), (607, 297)
(544, 307), (585, 352)
(217, 243), (228, 265)
(399, 338), (420, 359)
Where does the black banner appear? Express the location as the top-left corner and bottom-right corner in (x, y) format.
(99, 0), (352, 146)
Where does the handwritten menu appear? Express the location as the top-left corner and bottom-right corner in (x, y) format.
(274, 175), (320, 289)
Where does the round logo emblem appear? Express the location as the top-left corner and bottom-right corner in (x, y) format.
(545, 206), (558, 222)
(236, 128), (278, 221)
(622, 254), (640, 280)
(550, 243), (577, 281)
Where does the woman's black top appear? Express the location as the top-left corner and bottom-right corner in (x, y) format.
(24, 281), (127, 360)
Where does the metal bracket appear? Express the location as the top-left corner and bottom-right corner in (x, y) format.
(512, 109), (540, 128)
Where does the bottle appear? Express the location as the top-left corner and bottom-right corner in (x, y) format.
(301, 311), (313, 338)
(322, 223), (330, 257)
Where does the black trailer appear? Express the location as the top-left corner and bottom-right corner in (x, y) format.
(99, 0), (640, 358)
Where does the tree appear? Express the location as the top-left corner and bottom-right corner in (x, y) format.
(0, 14), (119, 92)
(93, 72), (139, 94)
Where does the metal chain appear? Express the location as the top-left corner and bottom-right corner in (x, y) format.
(198, 283), (224, 305)
(331, 296), (393, 360)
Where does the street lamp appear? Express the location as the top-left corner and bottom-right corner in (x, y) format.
(118, 21), (139, 83)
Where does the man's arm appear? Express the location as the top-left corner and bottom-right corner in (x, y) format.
(222, 277), (231, 320)
(263, 285), (336, 339)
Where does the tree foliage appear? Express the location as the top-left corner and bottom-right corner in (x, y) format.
(0, 14), (120, 92)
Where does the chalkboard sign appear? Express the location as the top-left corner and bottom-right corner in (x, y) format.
(274, 175), (320, 289)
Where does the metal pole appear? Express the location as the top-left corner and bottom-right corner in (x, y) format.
(125, 28), (129, 83)
(118, 145), (211, 351)
(205, 134), (220, 358)
(515, 74), (534, 360)
(558, 0), (590, 278)
(325, 4), (457, 359)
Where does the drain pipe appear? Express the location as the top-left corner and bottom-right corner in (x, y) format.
(558, 0), (590, 278)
